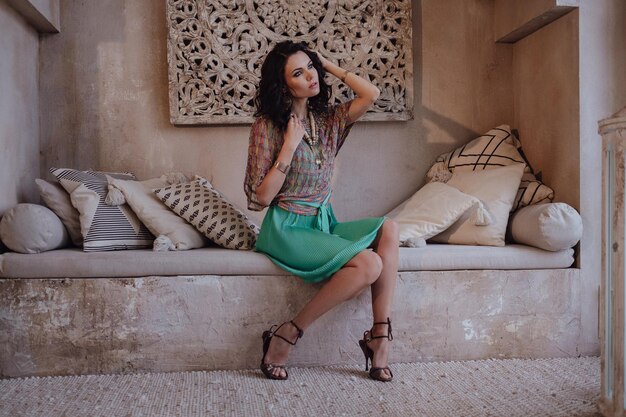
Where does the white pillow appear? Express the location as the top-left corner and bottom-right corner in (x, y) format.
(431, 164), (525, 246)
(387, 182), (484, 244)
(0, 204), (69, 253)
(509, 202), (582, 251)
(35, 178), (83, 246)
(107, 175), (207, 251)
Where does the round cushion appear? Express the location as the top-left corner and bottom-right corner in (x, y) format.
(0, 204), (69, 254)
(509, 202), (582, 251)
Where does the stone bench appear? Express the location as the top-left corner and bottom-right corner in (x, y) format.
(0, 244), (581, 378)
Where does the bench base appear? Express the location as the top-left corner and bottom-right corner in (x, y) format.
(0, 269), (589, 378)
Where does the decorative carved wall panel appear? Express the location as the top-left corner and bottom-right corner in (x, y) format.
(166, 0), (413, 125)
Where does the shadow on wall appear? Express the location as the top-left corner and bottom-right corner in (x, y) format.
(411, 0), (481, 168)
(39, 0), (128, 173)
(421, 105), (481, 146)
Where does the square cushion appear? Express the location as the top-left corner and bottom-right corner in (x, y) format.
(508, 202), (582, 251)
(107, 175), (206, 251)
(35, 178), (83, 246)
(515, 172), (555, 211)
(426, 125), (553, 210)
(51, 168), (154, 252)
(154, 177), (259, 250)
(431, 164), (525, 246)
(387, 182), (482, 243)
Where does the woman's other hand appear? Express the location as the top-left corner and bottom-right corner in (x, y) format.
(284, 114), (305, 151)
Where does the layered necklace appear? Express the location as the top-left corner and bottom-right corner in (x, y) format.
(302, 109), (324, 169)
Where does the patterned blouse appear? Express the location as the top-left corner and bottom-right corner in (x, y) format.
(244, 101), (354, 216)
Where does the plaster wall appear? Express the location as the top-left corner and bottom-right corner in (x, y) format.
(39, 0), (513, 225)
(578, 0), (626, 354)
(494, 0), (578, 42)
(1, 268), (581, 377)
(512, 11), (580, 210)
(0, 2), (40, 216)
(5, 0), (60, 32)
(29, 0), (60, 28)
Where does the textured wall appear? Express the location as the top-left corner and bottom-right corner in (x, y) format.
(494, 0), (578, 42)
(5, 0), (60, 32)
(0, 3), (40, 216)
(0, 269), (582, 377)
(39, 0), (513, 225)
(579, 0), (626, 355)
(512, 11), (580, 210)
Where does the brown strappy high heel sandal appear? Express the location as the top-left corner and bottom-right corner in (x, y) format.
(358, 318), (394, 382)
(260, 320), (304, 380)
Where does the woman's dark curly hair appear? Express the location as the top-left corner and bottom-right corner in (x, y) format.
(254, 41), (330, 131)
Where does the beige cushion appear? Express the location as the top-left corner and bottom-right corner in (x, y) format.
(51, 168), (153, 252)
(387, 182), (482, 243)
(35, 179), (83, 246)
(426, 125), (554, 210)
(154, 177), (259, 250)
(509, 203), (582, 251)
(0, 244), (574, 278)
(516, 172), (554, 211)
(107, 175), (206, 251)
(0, 204), (69, 254)
(431, 164), (525, 246)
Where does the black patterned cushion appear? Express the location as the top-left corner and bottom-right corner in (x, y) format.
(154, 177), (259, 250)
(426, 125), (554, 211)
(50, 168), (154, 252)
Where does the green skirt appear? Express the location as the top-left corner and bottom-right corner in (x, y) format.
(255, 199), (385, 283)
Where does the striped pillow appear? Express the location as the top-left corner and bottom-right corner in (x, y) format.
(514, 172), (554, 212)
(50, 168), (154, 252)
(426, 125), (554, 210)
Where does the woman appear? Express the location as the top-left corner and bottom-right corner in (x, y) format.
(244, 41), (399, 382)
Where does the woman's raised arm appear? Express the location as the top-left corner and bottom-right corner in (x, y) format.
(316, 52), (380, 124)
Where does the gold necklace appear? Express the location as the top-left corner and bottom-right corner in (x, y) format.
(302, 110), (323, 169)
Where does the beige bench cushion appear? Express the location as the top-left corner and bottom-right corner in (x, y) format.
(0, 244), (574, 279)
(399, 244), (573, 271)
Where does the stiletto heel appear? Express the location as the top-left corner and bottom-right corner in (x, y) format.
(358, 318), (393, 382)
(260, 320), (303, 380)
(358, 339), (370, 371)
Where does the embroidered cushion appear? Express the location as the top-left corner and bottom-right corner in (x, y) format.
(426, 125), (554, 210)
(154, 177), (259, 250)
(50, 168), (154, 252)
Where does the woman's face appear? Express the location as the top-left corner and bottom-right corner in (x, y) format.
(283, 51), (320, 100)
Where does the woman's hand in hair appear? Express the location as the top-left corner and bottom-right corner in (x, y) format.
(316, 53), (380, 123)
(284, 114), (305, 151)
(315, 51), (331, 71)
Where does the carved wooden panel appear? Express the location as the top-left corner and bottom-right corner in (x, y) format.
(166, 0), (413, 125)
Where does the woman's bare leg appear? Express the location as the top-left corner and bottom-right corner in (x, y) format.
(262, 250), (383, 378)
(367, 219), (399, 379)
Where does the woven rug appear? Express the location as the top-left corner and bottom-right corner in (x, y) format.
(0, 357), (600, 417)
